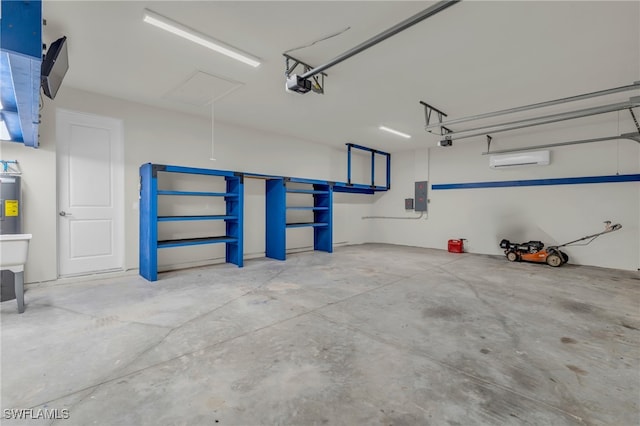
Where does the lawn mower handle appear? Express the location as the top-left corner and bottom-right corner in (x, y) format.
(552, 223), (622, 249)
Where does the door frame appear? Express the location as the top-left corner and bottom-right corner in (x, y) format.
(55, 108), (125, 277)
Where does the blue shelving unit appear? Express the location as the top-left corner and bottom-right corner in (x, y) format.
(265, 177), (333, 261)
(140, 145), (387, 279)
(139, 163), (243, 281)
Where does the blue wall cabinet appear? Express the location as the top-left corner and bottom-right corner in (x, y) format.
(0, 0), (42, 147)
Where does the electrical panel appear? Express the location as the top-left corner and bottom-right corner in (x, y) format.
(405, 198), (414, 210)
(415, 181), (428, 212)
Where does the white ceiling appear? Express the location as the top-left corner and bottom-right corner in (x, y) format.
(42, 1), (640, 152)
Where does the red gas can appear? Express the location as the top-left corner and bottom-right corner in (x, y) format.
(448, 239), (464, 253)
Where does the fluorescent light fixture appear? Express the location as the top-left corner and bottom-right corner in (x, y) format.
(142, 9), (261, 68)
(379, 126), (411, 139)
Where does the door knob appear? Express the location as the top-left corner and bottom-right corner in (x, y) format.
(59, 211), (72, 216)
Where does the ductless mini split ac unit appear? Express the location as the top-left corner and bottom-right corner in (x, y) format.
(489, 150), (550, 169)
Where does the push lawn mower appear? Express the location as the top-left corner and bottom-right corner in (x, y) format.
(500, 221), (622, 267)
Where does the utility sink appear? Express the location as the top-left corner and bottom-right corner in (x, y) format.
(0, 233), (32, 313)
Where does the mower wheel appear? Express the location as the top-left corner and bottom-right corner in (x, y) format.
(546, 253), (563, 267)
(560, 251), (569, 264)
(506, 251), (518, 262)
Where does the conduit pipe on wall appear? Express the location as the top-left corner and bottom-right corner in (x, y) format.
(362, 212), (425, 220)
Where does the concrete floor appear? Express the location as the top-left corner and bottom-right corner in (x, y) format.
(1, 244), (639, 425)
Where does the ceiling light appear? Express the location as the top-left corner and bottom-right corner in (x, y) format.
(379, 126), (411, 139)
(142, 9), (261, 68)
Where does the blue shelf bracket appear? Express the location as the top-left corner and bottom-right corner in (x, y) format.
(345, 143), (391, 190)
(139, 163), (158, 281)
(347, 144), (352, 184)
(265, 178), (286, 260)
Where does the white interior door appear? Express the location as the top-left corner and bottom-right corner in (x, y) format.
(56, 109), (124, 277)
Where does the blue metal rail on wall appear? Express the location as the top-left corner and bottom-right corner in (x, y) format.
(432, 174), (640, 190)
(139, 163), (244, 282)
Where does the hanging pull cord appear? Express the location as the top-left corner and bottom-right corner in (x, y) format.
(284, 27), (351, 54)
(210, 102), (216, 161)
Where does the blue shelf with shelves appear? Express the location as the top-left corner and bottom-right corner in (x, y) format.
(140, 143), (388, 279)
(139, 163), (243, 281)
(265, 178), (333, 261)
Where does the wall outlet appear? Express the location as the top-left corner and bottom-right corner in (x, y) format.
(405, 198), (414, 210)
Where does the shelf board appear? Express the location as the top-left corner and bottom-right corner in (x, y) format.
(158, 236), (238, 248)
(157, 190), (238, 197)
(333, 183), (389, 194)
(286, 206), (329, 211)
(158, 215), (238, 222)
(288, 177), (330, 186)
(286, 222), (329, 228)
(286, 189), (329, 195)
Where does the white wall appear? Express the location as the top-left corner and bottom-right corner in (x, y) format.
(3, 87), (638, 281)
(370, 115), (640, 271)
(0, 87), (373, 283)
(1, 127), (57, 282)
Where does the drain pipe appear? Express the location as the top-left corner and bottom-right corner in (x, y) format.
(300, 0), (460, 80)
(362, 212), (425, 220)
